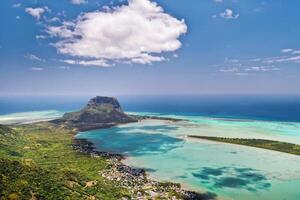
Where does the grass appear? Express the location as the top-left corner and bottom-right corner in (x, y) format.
(0, 123), (130, 200)
(189, 135), (300, 156)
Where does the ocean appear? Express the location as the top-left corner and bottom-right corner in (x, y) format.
(1, 95), (300, 200)
(1, 95), (300, 121)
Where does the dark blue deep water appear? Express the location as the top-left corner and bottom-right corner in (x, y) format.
(0, 95), (300, 122)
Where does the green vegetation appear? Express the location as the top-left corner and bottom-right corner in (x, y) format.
(0, 97), (192, 200)
(189, 135), (300, 156)
(0, 123), (130, 200)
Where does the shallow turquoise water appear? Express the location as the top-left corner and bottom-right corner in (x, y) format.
(0, 110), (63, 124)
(1, 110), (300, 199)
(77, 113), (300, 200)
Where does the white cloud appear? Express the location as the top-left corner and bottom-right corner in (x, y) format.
(31, 67), (44, 71)
(62, 59), (112, 67)
(70, 0), (88, 5)
(25, 54), (44, 61)
(245, 66), (280, 72)
(219, 67), (239, 73)
(47, 0), (187, 66)
(292, 50), (300, 54)
(219, 65), (280, 75)
(36, 35), (48, 39)
(214, 0), (223, 3)
(281, 48), (293, 53)
(12, 3), (21, 8)
(25, 7), (49, 20)
(264, 55), (300, 63)
(220, 9), (239, 19)
(47, 17), (61, 23)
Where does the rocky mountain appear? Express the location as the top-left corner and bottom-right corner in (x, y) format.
(54, 96), (138, 131)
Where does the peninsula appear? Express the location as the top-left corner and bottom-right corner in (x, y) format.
(0, 96), (211, 200)
(189, 135), (300, 156)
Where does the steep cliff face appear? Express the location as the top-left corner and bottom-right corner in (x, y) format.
(85, 96), (123, 113)
(58, 96), (137, 131)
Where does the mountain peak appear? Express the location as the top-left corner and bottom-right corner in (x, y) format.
(58, 96), (137, 131)
(85, 96), (122, 112)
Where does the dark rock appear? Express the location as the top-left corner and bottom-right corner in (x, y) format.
(117, 164), (146, 176)
(72, 138), (124, 160)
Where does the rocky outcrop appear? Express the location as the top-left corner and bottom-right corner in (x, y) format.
(52, 96), (138, 131)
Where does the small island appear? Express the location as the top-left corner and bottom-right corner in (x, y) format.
(188, 135), (300, 156)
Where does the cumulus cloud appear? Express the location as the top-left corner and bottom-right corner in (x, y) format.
(46, 0), (187, 66)
(25, 7), (49, 20)
(70, 0), (88, 5)
(25, 54), (44, 61)
(220, 9), (239, 19)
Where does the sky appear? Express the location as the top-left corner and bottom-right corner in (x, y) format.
(0, 0), (300, 96)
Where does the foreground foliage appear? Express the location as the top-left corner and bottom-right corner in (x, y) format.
(0, 123), (130, 200)
(189, 135), (300, 156)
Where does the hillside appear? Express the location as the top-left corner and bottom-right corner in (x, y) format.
(53, 96), (138, 131)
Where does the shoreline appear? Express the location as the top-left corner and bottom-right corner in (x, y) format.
(71, 137), (215, 200)
(188, 135), (300, 156)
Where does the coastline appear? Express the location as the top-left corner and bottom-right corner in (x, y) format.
(188, 135), (300, 156)
(2, 119), (211, 200)
(71, 136), (214, 200)
(2, 109), (300, 199)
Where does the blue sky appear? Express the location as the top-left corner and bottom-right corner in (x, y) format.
(0, 0), (300, 95)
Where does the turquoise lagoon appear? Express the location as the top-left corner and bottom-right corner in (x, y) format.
(1, 109), (300, 199)
(76, 112), (300, 200)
